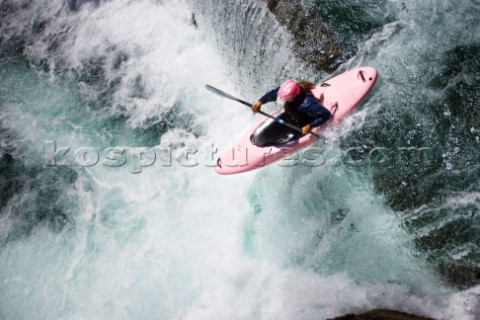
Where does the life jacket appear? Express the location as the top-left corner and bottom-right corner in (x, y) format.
(283, 90), (315, 126)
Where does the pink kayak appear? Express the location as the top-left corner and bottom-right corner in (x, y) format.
(214, 67), (378, 175)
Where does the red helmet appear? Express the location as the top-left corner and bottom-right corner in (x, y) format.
(278, 80), (300, 102)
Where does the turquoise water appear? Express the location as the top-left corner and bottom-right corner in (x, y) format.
(0, 0), (479, 319)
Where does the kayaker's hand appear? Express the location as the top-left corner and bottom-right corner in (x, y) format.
(302, 124), (312, 135)
(252, 101), (262, 113)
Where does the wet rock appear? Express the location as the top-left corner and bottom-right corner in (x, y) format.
(328, 309), (435, 320)
(263, 0), (341, 72)
(191, 13), (198, 28)
(67, 0), (99, 11)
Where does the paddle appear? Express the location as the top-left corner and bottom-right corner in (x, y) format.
(205, 85), (321, 138)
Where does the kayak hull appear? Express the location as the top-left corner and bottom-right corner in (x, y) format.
(214, 67), (378, 175)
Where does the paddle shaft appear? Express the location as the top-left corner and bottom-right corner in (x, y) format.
(205, 85), (320, 138)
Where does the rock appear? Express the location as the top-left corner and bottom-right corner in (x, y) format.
(264, 0), (341, 72)
(328, 309), (435, 320)
(190, 13), (198, 28)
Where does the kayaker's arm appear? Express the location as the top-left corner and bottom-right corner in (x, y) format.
(299, 96), (332, 128)
(252, 87), (280, 113)
(259, 88), (279, 104)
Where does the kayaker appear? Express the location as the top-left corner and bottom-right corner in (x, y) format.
(251, 80), (333, 135)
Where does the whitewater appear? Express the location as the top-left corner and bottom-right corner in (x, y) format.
(0, 0), (479, 319)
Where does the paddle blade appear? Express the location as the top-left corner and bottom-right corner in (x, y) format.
(205, 85), (252, 107)
(205, 84), (226, 97)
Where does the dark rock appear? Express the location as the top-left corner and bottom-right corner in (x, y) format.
(328, 309), (435, 320)
(67, 0), (99, 11)
(264, 0), (341, 72)
(191, 13), (198, 28)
